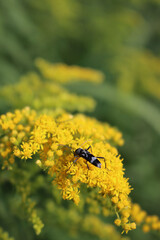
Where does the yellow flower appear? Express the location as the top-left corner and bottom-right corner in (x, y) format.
(0, 71), (96, 113)
(35, 58), (104, 83)
(112, 196), (119, 204)
(13, 147), (21, 157)
(0, 108), (135, 233)
(142, 224), (150, 233)
(21, 142), (33, 159)
(114, 219), (121, 226)
(130, 203), (160, 233)
(30, 127), (47, 148)
(27, 113), (133, 232)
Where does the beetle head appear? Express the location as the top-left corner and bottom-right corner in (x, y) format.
(74, 148), (81, 156)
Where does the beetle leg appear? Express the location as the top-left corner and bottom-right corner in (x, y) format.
(66, 157), (79, 173)
(86, 145), (92, 152)
(86, 161), (90, 170)
(86, 161), (90, 178)
(73, 157), (79, 163)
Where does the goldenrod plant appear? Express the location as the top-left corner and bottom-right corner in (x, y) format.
(130, 203), (160, 233)
(0, 59), (160, 239)
(0, 107), (160, 238)
(0, 108), (129, 234)
(112, 49), (160, 99)
(0, 61), (103, 112)
(0, 1), (160, 240)
(35, 58), (104, 84)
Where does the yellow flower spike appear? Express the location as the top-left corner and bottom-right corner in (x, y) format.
(82, 215), (125, 240)
(35, 58), (104, 83)
(130, 202), (160, 233)
(0, 108), (136, 234)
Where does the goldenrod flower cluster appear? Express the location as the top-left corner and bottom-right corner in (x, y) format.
(82, 215), (128, 240)
(0, 107), (36, 169)
(35, 58), (104, 83)
(130, 203), (160, 233)
(46, 198), (128, 240)
(0, 107), (136, 233)
(114, 49), (160, 99)
(16, 182), (44, 235)
(0, 73), (95, 112)
(1, 108), (160, 236)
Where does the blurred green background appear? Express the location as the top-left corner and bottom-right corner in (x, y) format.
(0, 0), (160, 240)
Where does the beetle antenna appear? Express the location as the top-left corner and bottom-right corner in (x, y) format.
(79, 139), (92, 148)
(58, 144), (74, 154)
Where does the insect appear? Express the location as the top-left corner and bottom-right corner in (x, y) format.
(59, 142), (106, 170)
(73, 146), (105, 168)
